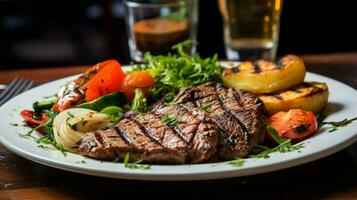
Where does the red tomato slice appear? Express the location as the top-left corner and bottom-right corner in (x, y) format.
(20, 110), (49, 135)
(83, 59), (114, 74)
(52, 93), (82, 113)
(268, 109), (318, 142)
(81, 60), (126, 102)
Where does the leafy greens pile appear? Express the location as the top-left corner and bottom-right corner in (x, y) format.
(133, 40), (223, 103)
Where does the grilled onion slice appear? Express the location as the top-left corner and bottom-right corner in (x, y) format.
(53, 108), (109, 152)
(222, 55), (306, 94)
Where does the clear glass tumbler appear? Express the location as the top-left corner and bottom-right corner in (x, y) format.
(125, 0), (199, 62)
(219, 0), (283, 61)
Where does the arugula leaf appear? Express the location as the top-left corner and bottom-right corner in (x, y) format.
(133, 40), (222, 103)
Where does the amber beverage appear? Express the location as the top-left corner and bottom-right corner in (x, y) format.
(219, 0), (283, 61)
(125, 0), (198, 62)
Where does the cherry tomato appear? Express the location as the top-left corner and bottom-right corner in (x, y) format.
(268, 109), (318, 142)
(81, 60), (126, 102)
(20, 110), (49, 135)
(125, 71), (155, 88)
(121, 71), (155, 101)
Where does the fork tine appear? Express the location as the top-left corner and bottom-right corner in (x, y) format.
(12, 79), (34, 97)
(0, 78), (27, 105)
(24, 81), (34, 91)
(0, 77), (20, 100)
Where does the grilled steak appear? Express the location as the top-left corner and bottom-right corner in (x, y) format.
(174, 82), (266, 159)
(79, 82), (265, 163)
(79, 103), (219, 164)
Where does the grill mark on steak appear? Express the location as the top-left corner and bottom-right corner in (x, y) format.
(115, 118), (164, 151)
(113, 125), (132, 147)
(79, 129), (132, 160)
(156, 103), (219, 163)
(94, 132), (105, 145)
(174, 82), (265, 159)
(131, 112), (188, 162)
(130, 117), (164, 147)
(216, 87), (250, 133)
(79, 82), (264, 163)
(156, 104), (199, 143)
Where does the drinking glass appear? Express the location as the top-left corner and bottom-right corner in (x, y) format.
(219, 0), (283, 61)
(125, 0), (199, 62)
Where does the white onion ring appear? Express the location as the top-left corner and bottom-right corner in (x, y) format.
(53, 108), (109, 152)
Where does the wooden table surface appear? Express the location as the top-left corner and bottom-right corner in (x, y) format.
(0, 53), (356, 200)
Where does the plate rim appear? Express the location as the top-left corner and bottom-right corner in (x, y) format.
(0, 69), (356, 181)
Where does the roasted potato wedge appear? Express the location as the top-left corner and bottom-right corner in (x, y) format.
(222, 55), (306, 94)
(258, 82), (329, 115)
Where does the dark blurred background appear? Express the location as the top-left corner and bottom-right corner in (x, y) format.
(1, 0), (356, 70)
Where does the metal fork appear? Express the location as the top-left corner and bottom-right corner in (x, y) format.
(0, 78), (34, 106)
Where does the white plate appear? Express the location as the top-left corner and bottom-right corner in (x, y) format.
(0, 70), (356, 181)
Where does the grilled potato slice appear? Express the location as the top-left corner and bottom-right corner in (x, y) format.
(222, 55), (306, 94)
(258, 82), (329, 115)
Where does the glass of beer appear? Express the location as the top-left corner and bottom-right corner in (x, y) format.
(219, 0), (283, 61)
(125, 0), (199, 62)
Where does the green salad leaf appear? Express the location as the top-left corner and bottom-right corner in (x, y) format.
(133, 40), (223, 102)
(132, 89), (148, 113)
(77, 92), (126, 111)
(100, 106), (123, 124)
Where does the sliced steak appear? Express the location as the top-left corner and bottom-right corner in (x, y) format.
(79, 118), (185, 163)
(156, 103), (219, 163)
(174, 82), (266, 159)
(79, 105), (219, 163)
(131, 112), (188, 162)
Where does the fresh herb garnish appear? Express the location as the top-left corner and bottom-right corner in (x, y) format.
(250, 125), (304, 159)
(266, 125), (284, 144)
(322, 117), (357, 132)
(228, 157), (245, 167)
(200, 102), (213, 111)
(37, 144), (55, 150)
(123, 153), (151, 170)
(163, 114), (180, 126)
(36, 135), (67, 157)
(20, 110), (67, 157)
(76, 160), (86, 164)
(132, 89), (148, 113)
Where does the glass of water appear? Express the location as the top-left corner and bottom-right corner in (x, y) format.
(219, 0), (283, 61)
(125, 0), (199, 62)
